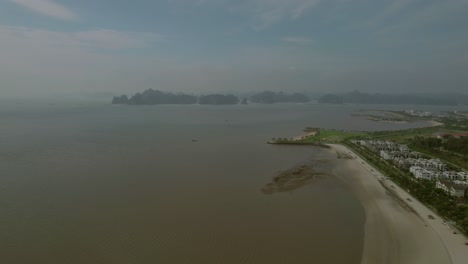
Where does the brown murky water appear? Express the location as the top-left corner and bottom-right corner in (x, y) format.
(0, 102), (438, 263)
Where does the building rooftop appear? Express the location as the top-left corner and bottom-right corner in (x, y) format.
(439, 179), (468, 191)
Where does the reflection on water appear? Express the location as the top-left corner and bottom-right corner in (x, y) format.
(0, 102), (449, 264)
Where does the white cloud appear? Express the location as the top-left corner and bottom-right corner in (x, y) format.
(290, 0), (321, 19)
(8, 0), (78, 21)
(0, 24), (345, 96)
(75, 29), (164, 50)
(281, 36), (314, 45)
(383, 0), (468, 32)
(251, 0), (322, 30)
(367, 0), (419, 27)
(175, 0), (321, 30)
(0, 26), (163, 50)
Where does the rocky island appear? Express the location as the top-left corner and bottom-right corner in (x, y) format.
(112, 89), (242, 105)
(249, 91), (309, 104)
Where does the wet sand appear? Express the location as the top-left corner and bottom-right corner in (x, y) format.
(330, 144), (468, 264)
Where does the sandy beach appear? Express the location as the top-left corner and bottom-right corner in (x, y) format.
(430, 120), (444, 127)
(292, 131), (318, 141)
(329, 144), (468, 264)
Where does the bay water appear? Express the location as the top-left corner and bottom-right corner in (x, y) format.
(0, 101), (453, 263)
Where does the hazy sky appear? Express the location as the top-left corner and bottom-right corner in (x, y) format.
(1, 0), (468, 97)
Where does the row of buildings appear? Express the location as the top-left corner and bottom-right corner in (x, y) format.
(436, 180), (468, 197)
(354, 140), (468, 197)
(435, 132), (468, 139)
(404, 109), (432, 117)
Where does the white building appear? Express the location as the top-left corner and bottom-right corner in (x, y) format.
(410, 166), (436, 180)
(399, 145), (410, 153)
(457, 172), (468, 181)
(427, 159), (447, 171)
(436, 179), (468, 197)
(380, 150), (394, 160)
(442, 171), (467, 180)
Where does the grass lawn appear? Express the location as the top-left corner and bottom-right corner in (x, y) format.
(371, 127), (468, 144)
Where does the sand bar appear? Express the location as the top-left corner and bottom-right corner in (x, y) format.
(329, 144), (468, 264)
(292, 131), (318, 141)
(430, 120), (444, 127)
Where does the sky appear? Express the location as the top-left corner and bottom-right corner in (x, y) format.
(1, 0), (468, 97)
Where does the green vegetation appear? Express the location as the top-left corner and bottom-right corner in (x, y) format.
(365, 125), (468, 170)
(440, 118), (468, 130)
(270, 129), (365, 145)
(199, 94), (239, 105)
(112, 89), (242, 105)
(268, 138), (331, 148)
(366, 116), (406, 122)
(444, 137), (468, 155)
(409, 137), (468, 170)
(353, 110), (413, 123)
(297, 130), (365, 143)
(113, 89), (198, 105)
(250, 91), (309, 104)
(367, 126), (442, 143)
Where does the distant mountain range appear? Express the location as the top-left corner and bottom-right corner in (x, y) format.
(249, 91), (309, 104)
(112, 90), (310, 105)
(318, 91), (468, 105)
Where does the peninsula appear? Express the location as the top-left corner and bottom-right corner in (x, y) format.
(270, 117), (468, 263)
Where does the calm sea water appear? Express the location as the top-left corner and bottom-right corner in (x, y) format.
(0, 101), (461, 264)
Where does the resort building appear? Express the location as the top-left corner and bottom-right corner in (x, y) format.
(404, 110), (432, 117)
(440, 171), (468, 181)
(380, 150), (394, 160)
(436, 179), (468, 197)
(427, 159), (447, 171)
(410, 166), (437, 180)
(442, 171), (460, 180)
(435, 132), (468, 139)
(457, 172), (468, 181)
(356, 139), (467, 187)
(399, 145), (410, 153)
(395, 157), (413, 169)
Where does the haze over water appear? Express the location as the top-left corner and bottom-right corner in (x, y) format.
(0, 102), (459, 264)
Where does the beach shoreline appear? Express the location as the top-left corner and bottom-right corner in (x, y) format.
(329, 144), (468, 264)
(292, 131), (318, 141)
(429, 120), (444, 127)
